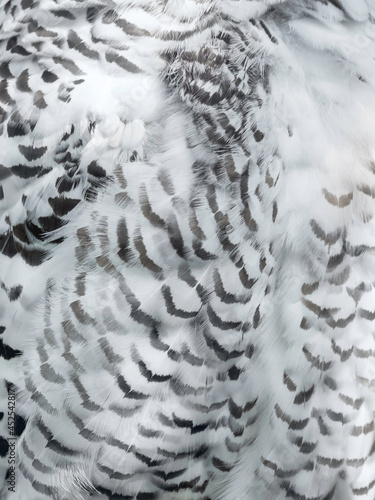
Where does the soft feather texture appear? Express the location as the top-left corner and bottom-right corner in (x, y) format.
(0, 0), (375, 499)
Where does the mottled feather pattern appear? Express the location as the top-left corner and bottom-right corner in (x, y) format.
(0, 0), (375, 499)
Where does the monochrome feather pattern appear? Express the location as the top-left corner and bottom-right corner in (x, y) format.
(1, 0), (375, 498)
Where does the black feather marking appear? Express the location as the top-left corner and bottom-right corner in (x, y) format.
(0, 339), (22, 360)
(105, 52), (142, 73)
(7, 121), (27, 137)
(172, 414), (209, 434)
(0, 231), (17, 258)
(293, 385), (314, 405)
(48, 196), (80, 216)
(303, 346), (332, 371)
(68, 30), (100, 60)
(0, 437), (9, 458)
(117, 375), (148, 400)
(38, 214), (64, 232)
(11, 164), (43, 178)
(51, 9), (76, 20)
(274, 404), (309, 430)
(42, 70), (58, 83)
(16, 69), (31, 92)
(52, 56), (84, 76)
(116, 217), (132, 263)
(18, 145), (47, 161)
(87, 160), (106, 178)
(212, 456), (233, 472)
(207, 304), (242, 330)
(162, 285), (198, 319)
(0, 62), (12, 79)
(134, 231), (163, 275)
(203, 331), (244, 362)
(139, 185), (165, 228)
(0, 165), (11, 181)
(136, 359), (171, 384)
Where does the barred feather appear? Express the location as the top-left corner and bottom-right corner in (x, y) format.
(1, 1), (375, 499)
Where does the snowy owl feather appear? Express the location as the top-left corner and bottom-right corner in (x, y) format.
(1, 0), (375, 499)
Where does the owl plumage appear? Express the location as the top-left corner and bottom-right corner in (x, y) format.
(0, 1), (375, 499)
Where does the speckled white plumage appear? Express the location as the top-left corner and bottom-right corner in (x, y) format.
(1, 1), (375, 499)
